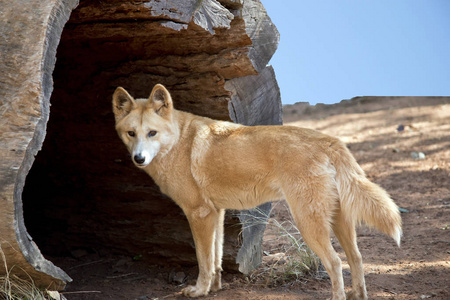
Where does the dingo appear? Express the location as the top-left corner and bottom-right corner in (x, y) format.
(112, 84), (402, 300)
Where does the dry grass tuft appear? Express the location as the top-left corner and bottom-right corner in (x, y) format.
(0, 274), (49, 300)
(0, 246), (61, 300)
(239, 206), (325, 287)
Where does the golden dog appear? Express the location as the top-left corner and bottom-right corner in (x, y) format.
(112, 84), (402, 299)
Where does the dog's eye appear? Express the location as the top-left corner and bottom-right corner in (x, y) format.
(127, 131), (135, 137)
(148, 130), (157, 137)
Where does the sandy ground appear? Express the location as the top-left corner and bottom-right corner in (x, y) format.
(52, 97), (449, 299)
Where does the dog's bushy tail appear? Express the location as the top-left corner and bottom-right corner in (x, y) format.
(331, 143), (402, 246)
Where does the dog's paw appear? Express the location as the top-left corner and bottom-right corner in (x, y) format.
(210, 280), (221, 292)
(346, 290), (368, 300)
(182, 285), (208, 298)
(210, 272), (222, 292)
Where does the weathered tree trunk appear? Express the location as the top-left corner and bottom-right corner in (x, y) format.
(0, 0), (280, 289)
(0, 0), (79, 289)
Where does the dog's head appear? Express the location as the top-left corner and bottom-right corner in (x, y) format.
(112, 84), (178, 168)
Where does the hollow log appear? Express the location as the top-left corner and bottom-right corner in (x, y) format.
(0, 0), (280, 289)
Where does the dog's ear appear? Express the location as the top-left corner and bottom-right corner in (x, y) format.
(112, 87), (136, 122)
(149, 84), (173, 117)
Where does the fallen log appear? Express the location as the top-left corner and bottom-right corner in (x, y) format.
(0, 0), (280, 289)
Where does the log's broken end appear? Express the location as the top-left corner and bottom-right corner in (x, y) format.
(0, 0), (80, 289)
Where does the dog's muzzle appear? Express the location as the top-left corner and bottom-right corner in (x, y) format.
(131, 145), (159, 167)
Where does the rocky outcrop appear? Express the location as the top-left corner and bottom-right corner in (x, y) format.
(0, 0), (280, 289)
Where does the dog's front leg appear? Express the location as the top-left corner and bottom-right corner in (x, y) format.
(210, 209), (225, 292)
(182, 204), (220, 297)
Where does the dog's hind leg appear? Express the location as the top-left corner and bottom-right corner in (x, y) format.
(182, 204), (219, 297)
(332, 209), (368, 300)
(286, 190), (346, 300)
(296, 217), (345, 300)
(211, 209), (225, 292)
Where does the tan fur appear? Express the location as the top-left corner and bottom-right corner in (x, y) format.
(112, 84), (402, 300)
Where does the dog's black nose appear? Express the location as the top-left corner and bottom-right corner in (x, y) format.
(133, 154), (146, 164)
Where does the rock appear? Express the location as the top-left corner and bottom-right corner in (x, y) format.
(169, 271), (187, 284)
(113, 257), (133, 269)
(411, 152), (426, 160)
(262, 252), (288, 265)
(0, 0), (280, 290)
(398, 207), (410, 213)
(47, 291), (68, 300)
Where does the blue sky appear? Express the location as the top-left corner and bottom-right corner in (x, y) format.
(261, 0), (450, 105)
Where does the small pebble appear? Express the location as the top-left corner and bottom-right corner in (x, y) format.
(169, 271), (186, 284)
(411, 152), (425, 160)
(399, 207), (409, 213)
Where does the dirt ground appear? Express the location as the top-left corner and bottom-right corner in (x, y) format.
(52, 97), (449, 299)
